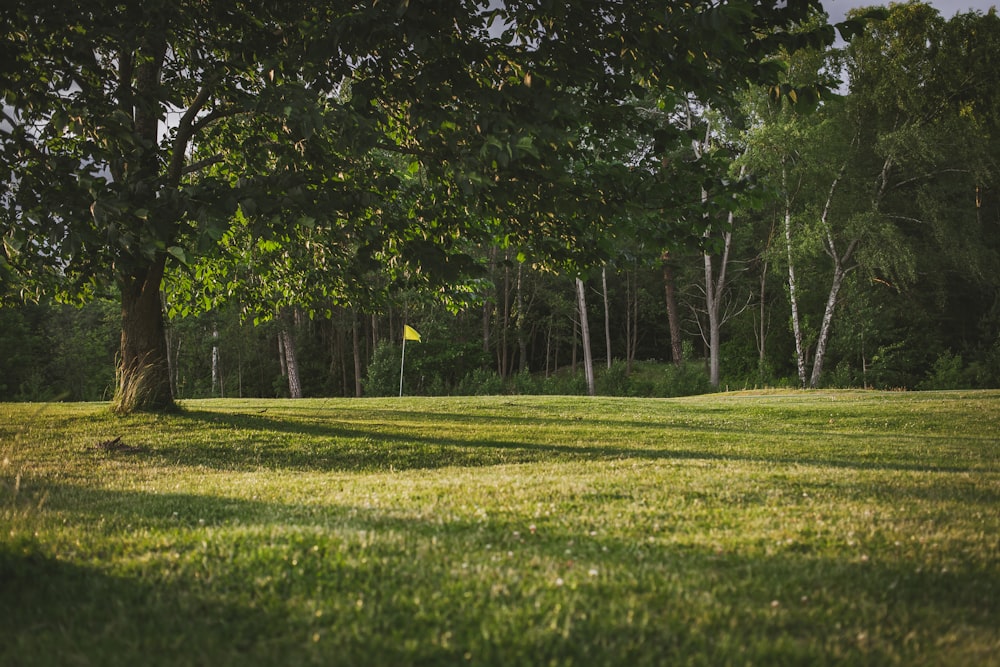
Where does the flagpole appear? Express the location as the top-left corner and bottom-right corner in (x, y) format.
(399, 337), (406, 397)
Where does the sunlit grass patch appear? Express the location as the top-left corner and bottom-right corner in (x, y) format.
(2, 391), (998, 665)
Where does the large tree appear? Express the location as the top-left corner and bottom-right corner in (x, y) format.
(2, 0), (847, 412)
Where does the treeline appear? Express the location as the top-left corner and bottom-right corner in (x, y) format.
(1, 3), (998, 402)
(2, 238), (996, 403)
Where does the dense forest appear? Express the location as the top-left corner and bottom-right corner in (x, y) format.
(2, 2), (998, 403)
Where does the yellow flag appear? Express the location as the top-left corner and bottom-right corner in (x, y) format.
(403, 325), (421, 342)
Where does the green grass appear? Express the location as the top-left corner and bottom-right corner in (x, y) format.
(2, 391), (998, 666)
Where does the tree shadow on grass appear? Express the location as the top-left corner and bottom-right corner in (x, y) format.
(4, 481), (998, 667)
(130, 408), (1000, 479)
(0, 541), (296, 667)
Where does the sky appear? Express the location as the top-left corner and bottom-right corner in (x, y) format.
(822, 0), (997, 23)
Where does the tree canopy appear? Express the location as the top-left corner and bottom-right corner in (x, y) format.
(1, 1), (902, 410)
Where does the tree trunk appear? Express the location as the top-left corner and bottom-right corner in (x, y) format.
(571, 310), (578, 372)
(110, 30), (173, 414)
(704, 250), (722, 388)
(545, 319), (553, 377)
(211, 324), (222, 397)
(482, 247), (496, 360)
(629, 264), (640, 372)
(602, 266), (612, 369)
(703, 225), (734, 388)
(756, 258), (769, 372)
(352, 312), (363, 397)
(782, 165), (809, 388)
(500, 256), (512, 377)
(662, 251), (683, 366)
(808, 164), (853, 389)
(278, 332), (288, 379)
(482, 300), (491, 358)
(516, 261), (528, 373)
(280, 309), (302, 399)
(282, 326), (303, 399)
(809, 264), (848, 389)
(172, 336), (182, 399)
(575, 277), (595, 396)
(113, 254), (175, 413)
(702, 171), (740, 388)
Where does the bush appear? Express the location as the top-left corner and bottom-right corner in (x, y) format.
(540, 370), (588, 395)
(656, 361), (714, 397)
(456, 368), (505, 395)
(917, 351), (971, 390)
(510, 367), (538, 395)
(825, 361), (861, 389)
(597, 360), (631, 396)
(364, 341), (402, 396)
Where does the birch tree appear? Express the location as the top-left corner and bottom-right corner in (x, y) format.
(575, 277), (596, 396)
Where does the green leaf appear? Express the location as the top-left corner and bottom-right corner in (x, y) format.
(167, 246), (190, 266)
(515, 136), (540, 159)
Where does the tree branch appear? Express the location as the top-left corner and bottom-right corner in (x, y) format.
(890, 168), (971, 191)
(181, 154), (225, 175)
(166, 70), (228, 185)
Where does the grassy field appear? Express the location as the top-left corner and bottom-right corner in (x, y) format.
(1, 391), (998, 666)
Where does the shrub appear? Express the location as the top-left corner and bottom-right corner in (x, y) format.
(597, 360), (631, 396)
(540, 370), (588, 395)
(456, 368), (505, 395)
(656, 361), (714, 397)
(825, 361), (861, 389)
(918, 351), (970, 390)
(363, 341), (402, 397)
(510, 367), (538, 395)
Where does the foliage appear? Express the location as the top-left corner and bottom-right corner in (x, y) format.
(0, 300), (118, 401)
(539, 370), (590, 396)
(510, 368), (539, 396)
(2, 392), (998, 665)
(362, 341), (401, 398)
(456, 368), (506, 396)
(917, 351), (973, 391)
(596, 360), (631, 396)
(3, 3), (1000, 404)
(0, 0), (857, 412)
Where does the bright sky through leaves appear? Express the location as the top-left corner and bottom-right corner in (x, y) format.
(823, 0), (996, 23)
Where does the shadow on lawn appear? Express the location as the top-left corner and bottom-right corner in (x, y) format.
(0, 540), (294, 667)
(4, 481), (998, 667)
(137, 408), (999, 478)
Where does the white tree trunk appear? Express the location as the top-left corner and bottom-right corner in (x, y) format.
(808, 164), (853, 389)
(576, 277), (595, 396)
(782, 164), (809, 388)
(810, 264), (847, 388)
(602, 266), (612, 369)
(704, 253), (721, 387)
(756, 257), (769, 369)
(703, 205), (735, 388)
